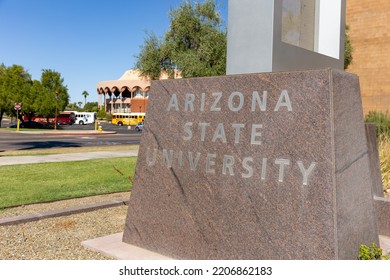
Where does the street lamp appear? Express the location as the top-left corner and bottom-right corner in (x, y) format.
(54, 90), (59, 130)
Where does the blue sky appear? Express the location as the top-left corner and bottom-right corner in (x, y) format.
(0, 0), (228, 104)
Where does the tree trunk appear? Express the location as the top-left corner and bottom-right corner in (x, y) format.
(0, 111), (3, 128)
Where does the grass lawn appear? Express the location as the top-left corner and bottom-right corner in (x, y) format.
(0, 157), (136, 209)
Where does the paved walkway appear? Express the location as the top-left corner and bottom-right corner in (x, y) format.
(0, 150), (138, 166)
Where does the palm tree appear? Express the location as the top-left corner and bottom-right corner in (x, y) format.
(82, 90), (89, 107)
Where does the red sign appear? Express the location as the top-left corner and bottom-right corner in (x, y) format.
(14, 103), (21, 110)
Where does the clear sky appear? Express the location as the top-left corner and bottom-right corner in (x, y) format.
(0, 0), (228, 104)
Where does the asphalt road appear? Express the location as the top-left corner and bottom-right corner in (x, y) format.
(0, 121), (142, 152)
(60, 121), (137, 134)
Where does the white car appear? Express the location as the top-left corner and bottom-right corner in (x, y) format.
(135, 122), (144, 131)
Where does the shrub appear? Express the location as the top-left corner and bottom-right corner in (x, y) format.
(382, 254), (390, 260)
(97, 109), (107, 120)
(379, 135), (390, 192)
(358, 243), (382, 260)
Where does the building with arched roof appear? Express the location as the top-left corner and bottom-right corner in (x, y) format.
(97, 70), (151, 114)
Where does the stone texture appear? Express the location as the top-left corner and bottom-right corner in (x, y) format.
(123, 69), (378, 259)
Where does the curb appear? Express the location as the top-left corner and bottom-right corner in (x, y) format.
(0, 199), (129, 226)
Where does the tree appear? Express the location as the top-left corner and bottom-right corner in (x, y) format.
(21, 80), (44, 122)
(65, 102), (81, 111)
(136, 33), (165, 80)
(0, 64), (32, 126)
(82, 90), (89, 107)
(84, 102), (98, 112)
(0, 65), (69, 126)
(40, 69), (69, 114)
(136, 0), (226, 79)
(0, 64), (9, 126)
(31, 81), (55, 121)
(16, 69), (69, 123)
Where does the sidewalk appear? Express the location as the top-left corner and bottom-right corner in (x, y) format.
(0, 149), (138, 166)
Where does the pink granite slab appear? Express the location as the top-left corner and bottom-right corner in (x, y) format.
(123, 69), (378, 259)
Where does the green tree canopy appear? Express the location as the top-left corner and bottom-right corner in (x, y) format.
(40, 69), (69, 113)
(0, 64), (32, 125)
(32, 80), (55, 119)
(20, 79), (43, 121)
(0, 65), (69, 126)
(22, 69), (69, 121)
(65, 102), (82, 111)
(136, 0), (226, 79)
(82, 90), (89, 107)
(84, 102), (98, 112)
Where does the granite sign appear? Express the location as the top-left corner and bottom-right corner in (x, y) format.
(123, 69), (379, 259)
(147, 88), (315, 186)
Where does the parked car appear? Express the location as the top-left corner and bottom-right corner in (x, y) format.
(8, 121), (44, 128)
(135, 121), (144, 132)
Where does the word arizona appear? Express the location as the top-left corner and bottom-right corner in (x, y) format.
(166, 90), (293, 112)
(146, 148), (317, 186)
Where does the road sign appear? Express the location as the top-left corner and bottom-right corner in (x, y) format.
(14, 103), (21, 111)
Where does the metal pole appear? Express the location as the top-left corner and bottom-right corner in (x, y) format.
(54, 91), (58, 130)
(16, 110), (20, 131)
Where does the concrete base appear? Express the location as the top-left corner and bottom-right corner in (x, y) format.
(81, 232), (172, 260)
(82, 232), (390, 260)
(380, 235), (390, 255)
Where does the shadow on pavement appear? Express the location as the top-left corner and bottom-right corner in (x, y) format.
(12, 141), (81, 150)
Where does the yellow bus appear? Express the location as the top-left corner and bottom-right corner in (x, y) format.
(111, 113), (145, 126)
